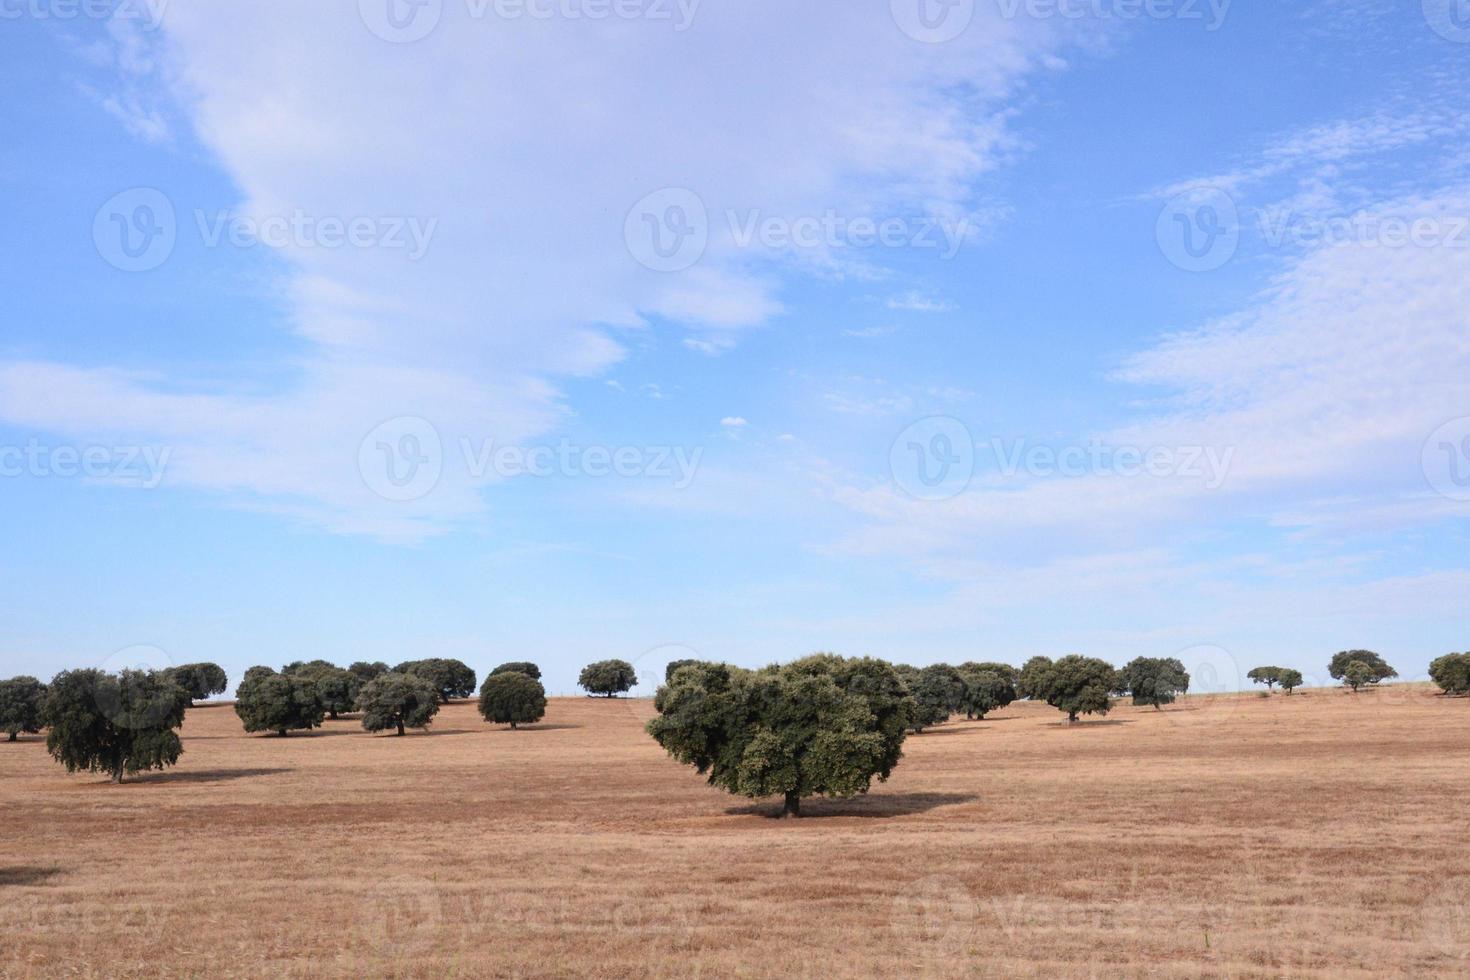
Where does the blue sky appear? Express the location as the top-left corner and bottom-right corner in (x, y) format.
(2, 0), (1469, 697)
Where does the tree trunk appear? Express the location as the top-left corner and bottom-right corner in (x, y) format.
(7, 732), (15, 742)
(782, 792), (801, 818)
(396, 720), (406, 737)
(1068, 711), (1078, 724)
(278, 729), (288, 737)
(329, 710), (339, 720)
(111, 762), (124, 784)
(510, 721), (518, 730)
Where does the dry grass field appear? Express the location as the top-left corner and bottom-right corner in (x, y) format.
(3, 685), (1469, 978)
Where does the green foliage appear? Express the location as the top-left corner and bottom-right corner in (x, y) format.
(1247, 666), (1283, 690)
(665, 659), (700, 683)
(955, 665), (1016, 720)
(43, 669), (190, 782)
(490, 661), (543, 681)
(235, 668), (325, 737)
(1429, 653), (1470, 696)
(1327, 651), (1397, 685)
(1342, 660), (1375, 692)
(1119, 657), (1190, 708)
(162, 663), (229, 702)
(1029, 655), (1117, 722)
(1016, 656), (1054, 700)
(307, 667), (361, 719)
(348, 661), (390, 683)
(395, 659), (477, 703)
(908, 665), (966, 731)
(579, 659), (638, 697)
(1278, 668), (1304, 694)
(0, 676), (48, 741)
(646, 654), (915, 816)
(357, 673), (440, 736)
(477, 672), (547, 729)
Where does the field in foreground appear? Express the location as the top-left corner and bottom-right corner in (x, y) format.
(2, 686), (1469, 978)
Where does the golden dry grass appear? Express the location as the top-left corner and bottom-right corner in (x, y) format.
(3, 685), (1469, 978)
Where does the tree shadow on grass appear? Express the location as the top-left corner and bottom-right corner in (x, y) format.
(130, 767), (293, 786)
(1040, 718), (1134, 728)
(508, 723), (583, 732)
(0, 866), (63, 887)
(726, 791), (979, 820)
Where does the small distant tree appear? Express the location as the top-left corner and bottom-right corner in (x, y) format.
(0, 676), (47, 742)
(478, 672), (547, 729)
(1343, 660), (1374, 692)
(163, 663), (229, 702)
(908, 665), (966, 731)
(647, 655), (915, 817)
(348, 661), (390, 683)
(491, 661), (543, 681)
(358, 673), (440, 736)
(1247, 666), (1283, 691)
(1327, 651), (1397, 686)
(1034, 655), (1117, 723)
(579, 659), (637, 697)
(1119, 657), (1190, 708)
(396, 659), (477, 703)
(1017, 656), (1054, 700)
(1279, 669), (1304, 695)
(665, 659), (700, 683)
(1428, 653), (1470, 696)
(235, 668), (325, 737)
(956, 667), (1015, 720)
(43, 669), (190, 782)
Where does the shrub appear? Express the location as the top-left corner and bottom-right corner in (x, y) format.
(491, 661), (542, 681)
(1031, 655), (1117, 723)
(1327, 651), (1397, 686)
(1279, 669), (1304, 694)
(665, 659), (700, 683)
(478, 672), (547, 729)
(1118, 657), (1190, 708)
(396, 659), (477, 703)
(1247, 666), (1283, 691)
(0, 676), (48, 742)
(579, 659), (637, 697)
(1429, 653), (1470, 696)
(43, 669), (190, 782)
(235, 668), (325, 737)
(646, 655), (915, 817)
(163, 663), (229, 702)
(358, 673), (440, 736)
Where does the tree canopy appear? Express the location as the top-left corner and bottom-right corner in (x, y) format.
(908, 664), (966, 731)
(478, 672), (547, 729)
(1342, 660), (1375, 692)
(163, 663), (229, 702)
(1016, 656), (1054, 700)
(1247, 666), (1283, 690)
(348, 661), (390, 683)
(0, 676), (47, 742)
(43, 669), (190, 782)
(396, 659), (478, 703)
(955, 667), (1015, 720)
(665, 659), (701, 683)
(358, 673), (440, 736)
(1029, 655), (1117, 722)
(1118, 657), (1190, 708)
(235, 668), (325, 737)
(1429, 653), (1470, 696)
(645, 655), (915, 817)
(490, 661), (543, 681)
(1327, 651), (1397, 685)
(579, 659), (638, 697)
